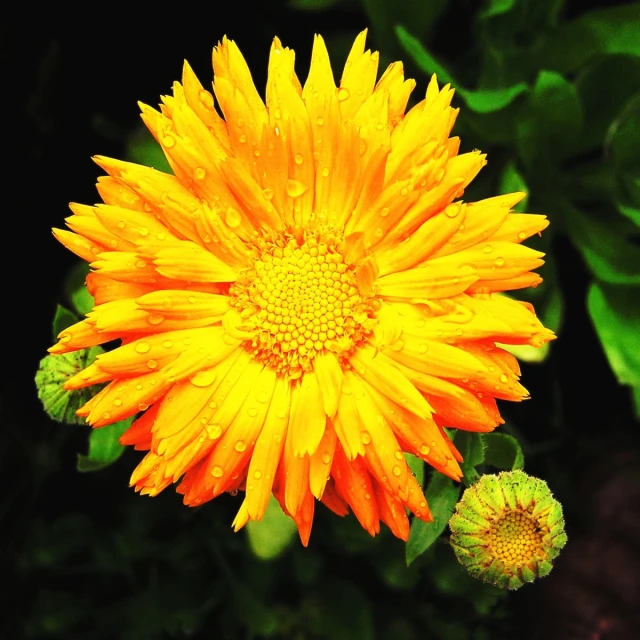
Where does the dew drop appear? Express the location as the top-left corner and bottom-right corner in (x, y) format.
(225, 207), (242, 228)
(262, 187), (274, 200)
(483, 244), (493, 254)
(419, 444), (430, 456)
(499, 373), (508, 383)
(239, 134), (247, 144)
(322, 453), (331, 464)
(235, 441), (247, 452)
(162, 135), (175, 148)
(147, 359), (158, 369)
(162, 340), (174, 349)
(194, 167), (206, 180)
(495, 257), (505, 267)
(379, 207), (390, 218)
(394, 450), (403, 460)
(147, 313), (164, 326)
(138, 403), (149, 411)
(294, 153), (304, 165)
(321, 167), (330, 178)
(247, 407), (258, 417)
(361, 431), (372, 445)
(273, 108), (282, 119)
(113, 398), (123, 407)
(392, 466), (402, 477)
(445, 204), (461, 218)
(135, 341), (151, 354)
(365, 493), (371, 500)
(102, 412), (111, 420)
(316, 116), (324, 125)
(254, 470), (262, 479)
(135, 260), (147, 269)
(211, 466), (224, 478)
(207, 423), (222, 440)
(518, 231), (527, 240)
(286, 179), (307, 198)
(418, 343), (428, 354)
(336, 87), (350, 101)
(191, 370), (216, 387)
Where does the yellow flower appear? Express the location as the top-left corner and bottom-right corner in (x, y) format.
(449, 471), (567, 589)
(51, 31), (553, 544)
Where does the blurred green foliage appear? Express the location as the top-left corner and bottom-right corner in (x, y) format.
(18, 1), (640, 638)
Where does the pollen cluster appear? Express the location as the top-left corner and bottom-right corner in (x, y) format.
(488, 510), (546, 566)
(230, 232), (378, 378)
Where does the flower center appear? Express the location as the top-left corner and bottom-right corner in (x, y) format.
(488, 510), (547, 566)
(229, 231), (378, 378)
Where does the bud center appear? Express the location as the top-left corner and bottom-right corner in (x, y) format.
(488, 510), (547, 566)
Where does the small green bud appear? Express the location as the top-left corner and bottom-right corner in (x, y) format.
(448, 470), (567, 590)
(35, 346), (104, 424)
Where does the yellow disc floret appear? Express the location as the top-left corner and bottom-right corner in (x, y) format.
(230, 231), (379, 378)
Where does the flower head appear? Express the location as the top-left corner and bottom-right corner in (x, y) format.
(51, 31), (553, 544)
(449, 471), (567, 589)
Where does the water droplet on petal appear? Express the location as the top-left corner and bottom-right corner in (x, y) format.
(286, 179), (307, 198)
(336, 87), (350, 101)
(162, 135), (175, 148)
(225, 207), (242, 228)
(420, 444), (430, 456)
(147, 314), (164, 326)
(254, 470), (262, 479)
(207, 423), (222, 439)
(194, 167), (206, 180)
(147, 359), (158, 369)
(499, 373), (508, 383)
(322, 453), (331, 464)
(212, 466), (224, 478)
(113, 398), (122, 407)
(234, 441), (247, 452)
(360, 431), (372, 445)
(191, 370), (217, 387)
(321, 167), (330, 178)
(135, 341), (151, 354)
(392, 466), (402, 477)
(262, 187), (274, 200)
(495, 257), (505, 267)
(483, 244), (493, 254)
(294, 153), (304, 165)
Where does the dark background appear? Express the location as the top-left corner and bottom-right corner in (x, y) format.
(4, 2), (640, 638)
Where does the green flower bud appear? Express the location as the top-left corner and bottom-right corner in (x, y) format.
(35, 346), (104, 424)
(448, 470), (567, 590)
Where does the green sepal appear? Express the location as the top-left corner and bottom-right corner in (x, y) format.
(77, 417), (133, 472)
(246, 496), (298, 561)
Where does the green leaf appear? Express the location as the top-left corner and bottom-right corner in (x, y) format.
(537, 3), (640, 74)
(77, 417), (132, 472)
(479, 0), (515, 19)
(127, 127), (172, 173)
(246, 496), (298, 561)
(619, 203), (640, 228)
(65, 261), (94, 316)
(396, 26), (528, 114)
(483, 433), (525, 470)
(561, 201), (640, 285)
(498, 161), (529, 212)
(516, 71), (583, 165)
(35, 346), (104, 425)
(406, 472), (461, 565)
(457, 432), (486, 486)
(366, 0), (448, 49)
(587, 282), (640, 389)
(575, 56), (640, 153)
(52, 305), (78, 340)
(405, 453), (425, 487)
